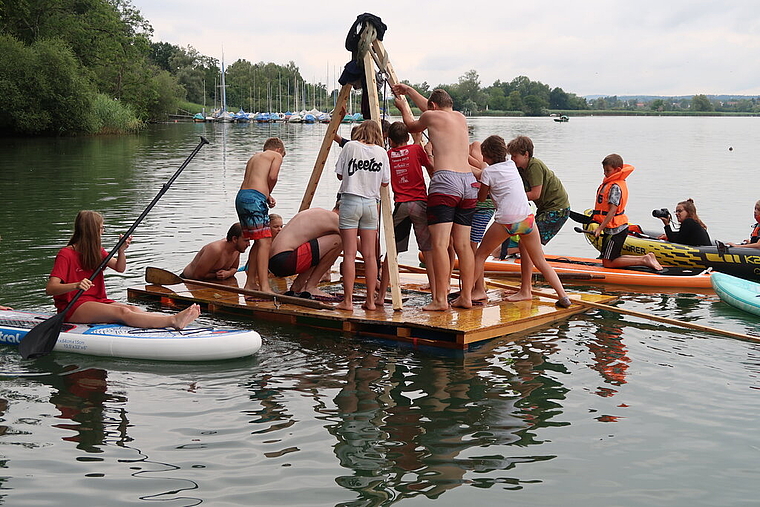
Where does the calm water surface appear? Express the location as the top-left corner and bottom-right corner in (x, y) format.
(0, 117), (759, 506)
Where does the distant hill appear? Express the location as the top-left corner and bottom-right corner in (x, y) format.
(584, 94), (758, 101)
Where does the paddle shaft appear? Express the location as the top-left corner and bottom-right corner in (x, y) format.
(19, 137), (209, 359)
(398, 263), (760, 344)
(145, 267), (332, 310)
(63, 137), (210, 317)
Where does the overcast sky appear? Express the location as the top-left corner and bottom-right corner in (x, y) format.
(129, 0), (760, 97)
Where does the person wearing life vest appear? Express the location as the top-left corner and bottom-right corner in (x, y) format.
(727, 199), (760, 249)
(592, 154), (663, 270)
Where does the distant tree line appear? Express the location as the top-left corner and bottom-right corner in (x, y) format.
(1, 0), (758, 136)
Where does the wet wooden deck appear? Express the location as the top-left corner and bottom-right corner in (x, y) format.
(127, 272), (617, 350)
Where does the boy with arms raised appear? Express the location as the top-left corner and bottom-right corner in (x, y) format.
(377, 121), (435, 303)
(392, 85), (476, 311)
(236, 137), (285, 292)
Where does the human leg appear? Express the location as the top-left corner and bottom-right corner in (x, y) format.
(518, 228), (569, 303)
(450, 223), (474, 308)
(425, 222), (454, 311)
(302, 233), (342, 296)
(358, 228), (379, 310)
(254, 236), (273, 292)
(70, 301), (200, 329)
(472, 223), (508, 301)
(336, 229), (358, 310)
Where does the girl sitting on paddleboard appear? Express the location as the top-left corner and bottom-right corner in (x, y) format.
(46, 210), (200, 329)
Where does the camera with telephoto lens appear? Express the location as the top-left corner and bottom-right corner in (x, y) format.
(652, 208), (671, 219)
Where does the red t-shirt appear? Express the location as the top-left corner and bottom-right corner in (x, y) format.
(387, 144), (431, 202)
(50, 246), (114, 319)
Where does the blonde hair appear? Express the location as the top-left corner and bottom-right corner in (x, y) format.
(68, 210), (104, 271)
(353, 120), (384, 147)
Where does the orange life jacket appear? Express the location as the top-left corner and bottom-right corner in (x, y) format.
(751, 223), (759, 244)
(592, 164), (633, 230)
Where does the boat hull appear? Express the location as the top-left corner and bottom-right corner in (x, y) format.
(0, 310), (261, 361)
(582, 220), (760, 281)
(450, 255), (712, 288)
(711, 272), (760, 317)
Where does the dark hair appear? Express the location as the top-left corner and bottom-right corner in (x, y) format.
(381, 119), (391, 136)
(480, 135), (507, 163)
(226, 222), (242, 242)
(68, 210), (103, 271)
(507, 135), (534, 158)
(428, 89), (453, 109)
(602, 153), (624, 168)
(679, 199), (708, 229)
(388, 121), (409, 145)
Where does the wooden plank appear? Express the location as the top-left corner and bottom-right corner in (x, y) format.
(298, 83), (353, 212)
(362, 50), (403, 311)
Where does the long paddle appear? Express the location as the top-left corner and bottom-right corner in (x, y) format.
(144, 267), (333, 310)
(398, 263), (760, 344)
(19, 137), (210, 359)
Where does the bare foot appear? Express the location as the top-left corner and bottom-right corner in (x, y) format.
(361, 301), (376, 311)
(450, 296), (472, 309)
(471, 289), (488, 301)
(423, 301), (450, 311)
(305, 287), (333, 298)
(505, 292), (532, 302)
(335, 300), (353, 311)
(645, 253), (664, 271)
(173, 304), (200, 330)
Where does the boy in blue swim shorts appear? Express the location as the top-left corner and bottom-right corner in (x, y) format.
(236, 137), (285, 292)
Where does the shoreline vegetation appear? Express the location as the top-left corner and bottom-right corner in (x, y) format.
(1, 0), (759, 137)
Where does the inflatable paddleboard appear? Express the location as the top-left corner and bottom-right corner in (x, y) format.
(0, 309), (261, 361)
(711, 272), (760, 318)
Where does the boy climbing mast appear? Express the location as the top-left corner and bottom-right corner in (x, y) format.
(235, 137), (285, 292)
(391, 84), (477, 311)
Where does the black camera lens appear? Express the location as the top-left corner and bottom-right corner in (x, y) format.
(652, 208), (670, 218)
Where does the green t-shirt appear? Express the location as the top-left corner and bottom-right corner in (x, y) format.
(519, 157), (570, 213)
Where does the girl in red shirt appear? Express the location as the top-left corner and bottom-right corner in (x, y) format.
(47, 210), (200, 329)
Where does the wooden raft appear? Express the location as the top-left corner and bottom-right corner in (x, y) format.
(127, 272), (617, 350)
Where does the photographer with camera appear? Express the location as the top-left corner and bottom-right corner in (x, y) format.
(655, 198), (711, 246)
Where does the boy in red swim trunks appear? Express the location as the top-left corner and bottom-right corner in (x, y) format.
(268, 208), (342, 299)
(236, 137), (285, 292)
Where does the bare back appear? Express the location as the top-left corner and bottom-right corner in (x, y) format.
(420, 109), (470, 173)
(182, 240), (240, 279)
(240, 150), (282, 195)
(270, 209), (339, 256)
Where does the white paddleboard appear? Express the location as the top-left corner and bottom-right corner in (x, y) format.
(0, 309), (261, 361)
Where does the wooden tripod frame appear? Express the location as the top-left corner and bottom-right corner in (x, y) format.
(298, 26), (411, 311)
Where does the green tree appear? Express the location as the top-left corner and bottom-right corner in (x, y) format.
(691, 94), (713, 112)
(523, 95), (547, 116)
(0, 35), (96, 134)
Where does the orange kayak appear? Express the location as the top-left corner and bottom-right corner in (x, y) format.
(458, 255), (713, 288)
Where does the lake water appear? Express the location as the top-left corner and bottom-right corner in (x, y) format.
(0, 117), (759, 506)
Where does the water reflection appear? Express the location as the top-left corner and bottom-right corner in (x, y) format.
(311, 335), (573, 504)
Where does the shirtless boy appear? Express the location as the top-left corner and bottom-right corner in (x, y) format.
(236, 137), (285, 292)
(181, 223), (249, 281)
(268, 207), (342, 298)
(392, 85), (476, 310)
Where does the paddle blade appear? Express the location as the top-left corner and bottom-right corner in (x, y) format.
(569, 210), (593, 224)
(145, 267), (183, 285)
(18, 312), (66, 359)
